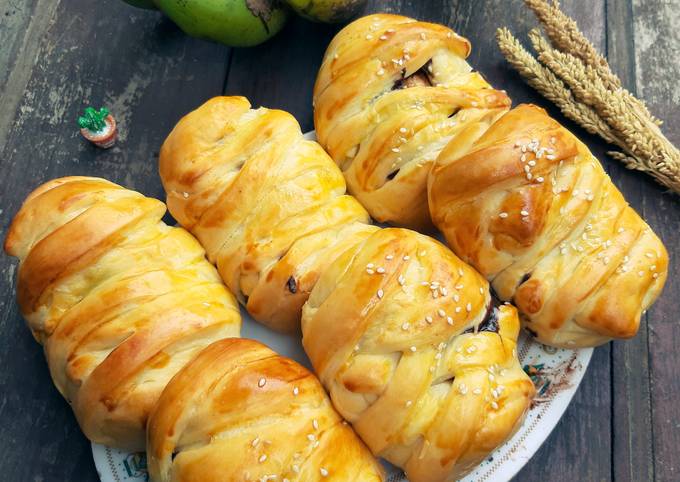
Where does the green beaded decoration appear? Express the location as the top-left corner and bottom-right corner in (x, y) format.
(78, 106), (109, 132)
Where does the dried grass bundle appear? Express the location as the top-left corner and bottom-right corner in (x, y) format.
(496, 0), (680, 194)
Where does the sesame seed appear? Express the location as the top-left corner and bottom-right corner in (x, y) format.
(377, 267), (386, 274)
(645, 253), (654, 258)
(258, 378), (266, 388)
(425, 316), (433, 324)
(307, 434), (316, 442)
(398, 275), (406, 286)
(377, 68), (385, 76)
(182, 192), (189, 198)
(406, 400), (413, 407)
(447, 316), (454, 325)
(489, 374), (495, 381)
(438, 309), (446, 317)
(366, 34), (373, 40)
(402, 322), (410, 330)
(536, 177), (545, 183)
(366, 268), (375, 274)
(466, 302), (472, 312)
(292, 465), (300, 473)
(455, 346), (462, 353)
(386, 254), (394, 260)
(420, 32), (426, 40)
(259, 454), (267, 463)
(492, 389), (499, 398)
(293, 387), (299, 395)
(550, 137), (556, 144)
(379, 35), (388, 40)
(520, 210), (529, 216)
(447, 31), (453, 38)
(320, 468), (329, 477)
(453, 294), (460, 302)
(455, 306), (462, 313)
(421, 281), (430, 286)
(466, 345), (477, 353)
(410, 346), (417, 352)
(650, 265), (657, 271)
(440, 286), (448, 296)
(252, 437), (260, 447)
(403, 254), (411, 261)
(480, 287), (485, 294)
(491, 401), (499, 410)
(473, 388), (482, 395)
(419, 250), (427, 256)
(528, 160), (536, 167)
(333, 53), (339, 59)
(313, 419), (319, 430)
(499, 212), (508, 218)
(377, 289), (384, 298)
(653, 273), (659, 279)
(455, 283), (464, 290)
(459, 384), (468, 395)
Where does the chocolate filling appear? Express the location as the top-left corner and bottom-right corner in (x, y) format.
(462, 302), (501, 334)
(386, 169), (400, 180)
(392, 61), (434, 90)
(286, 276), (298, 294)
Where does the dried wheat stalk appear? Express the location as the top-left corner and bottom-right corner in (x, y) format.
(496, 0), (680, 194)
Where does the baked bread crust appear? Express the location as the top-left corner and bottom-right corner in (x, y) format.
(147, 338), (385, 482)
(159, 96), (377, 332)
(302, 227), (534, 481)
(4, 176), (241, 450)
(429, 105), (668, 347)
(313, 13), (511, 230)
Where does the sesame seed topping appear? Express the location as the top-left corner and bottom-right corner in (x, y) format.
(455, 306), (462, 313)
(410, 346), (417, 352)
(466, 302), (472, 312)
(366, 268), (375, 274)
(398, 275), (406, 286)
(252, 437), (260, 447)
(480, 287), (485, 294)
(473, 388), (482, 395)
(258, 378), (266, 388)
(377, 267), (386, 274)
(259, 454), (267, 463)
(292, 465), (300, 473)
(401, 322), (410, 331)
(455, 283), (464, 290)
(420, 32), (426, 40)
(438, 309), (446, 317)
(391, 147), (400, 152)
(293, 386), (299, 395)
(377, 289), (384, 299)
(526, 173), (533, 180)
(313, 419), (319, 430)
(489, 374), (495, 381)
(386, 254), (394, 260)
(379, 35), (388, 40)
(447, 316), (454, 325)
(366, 34), (373, 40)
(403, 255), (411, 261)
(653, 273), (659, 279)
(528, 160), (536, 167)
(536, 176), (545, 183)
(459, 384), (468, 395)
(520, 210), (529, 216)
(499, 212), (508, 218)
(182, 192), (189, 198)
(406, 400), (413, 407)
(466, 345), (477, 353)
(453, 294), (460, 302)
(425, 316), (433, 324)
(645, 253), (654, 258)
(307, 434), (316, 442)
(491, 401), (499, 410)
(377, 68), (385, 76)
(320, 468), (329, 477)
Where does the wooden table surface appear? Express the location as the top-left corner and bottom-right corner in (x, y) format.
(1, 1), (678, 480)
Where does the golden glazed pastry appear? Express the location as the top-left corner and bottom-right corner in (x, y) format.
(302, 228), (534, 482)
(313, 13), (511, 230)
(4, 177), (241, 450)
(147, 338), (385, 482)
(429, 105), (668, 347)
(159, 96), (377, 332)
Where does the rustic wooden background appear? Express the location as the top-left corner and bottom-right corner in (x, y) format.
(0, 0), (678, 480)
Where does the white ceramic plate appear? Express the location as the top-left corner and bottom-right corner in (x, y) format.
(93, 131), (594, 482)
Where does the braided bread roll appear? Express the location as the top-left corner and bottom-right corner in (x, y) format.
(160, 96), (377, 333)
(4, 177), (241, 450)
(147, 338), (385, 481)
(429, 105), (668, 347)
(302, 228), (534, 482)
(313, 13), (511, 230)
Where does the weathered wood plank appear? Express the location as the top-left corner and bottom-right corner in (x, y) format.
(629, 1), (680, 481)
(605, 1), (655, 481)
(0, 1), (230, 480)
